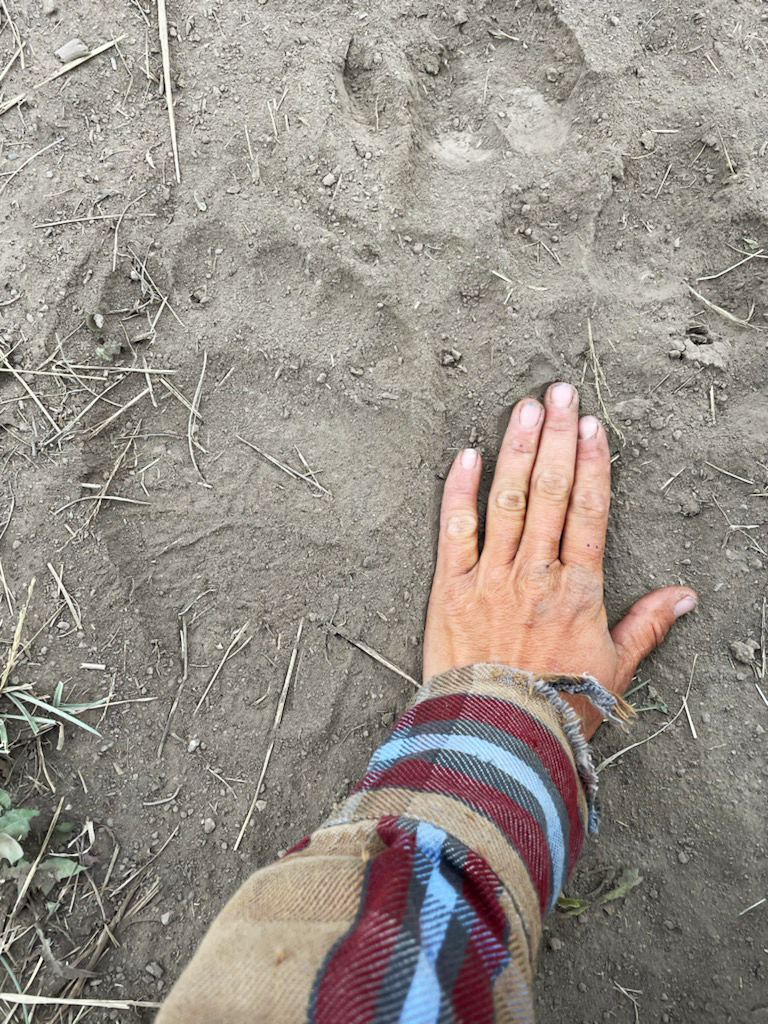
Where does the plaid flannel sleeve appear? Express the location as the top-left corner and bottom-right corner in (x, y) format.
(158, 664), (619, 1024)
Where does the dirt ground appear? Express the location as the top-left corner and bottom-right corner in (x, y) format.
(1, 0), (767, 1020)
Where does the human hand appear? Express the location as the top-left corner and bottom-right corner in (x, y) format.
(423, 383), (698, 739)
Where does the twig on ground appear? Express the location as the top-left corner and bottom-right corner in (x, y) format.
(0, 44), (23, 88)
(0, 138), (62, 200)
(0, 0), (23, 69)
(0, 37), (125, 118)
(188, 351), (211, 488)
(43, 376), (127, 446)
(110, 827), (179, 898)
(704, 461), (754, 486)
(597, 662), (698, 773)
(194, 622), (252, 713)
(688, 285), (761, 331)
(0, 492), (15, 545)
(738, 897), (766, 917)
(613, 982), (641, 1024)
(35, 212), (156, 229)
(83, 422), (142, 532)
(52, 495), (150, 515)
(235, 619), (304, 851)
(237, 436), (331, 496)
(0, 579), (34, 692)
(660, 467), (685, 493)
(697, 248), (765, 282)
(682, 654), (698, 739)
(0, 994), (161, 1011)
(0, 349), (59, 432)
(46, 563), (82, 630)
(587, 319), (625, 445)
(88, 386), (151, 438)
(112, 193), (147, 272)
(157, 0), (181, 182)
(326, 623), (420, 688)
(9, 797), (64, 922)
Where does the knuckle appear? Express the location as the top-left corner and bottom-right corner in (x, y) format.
(518, 559), (555, 596)
(533, 471), (571, 500)
(444, 511), (478, 540)
(564, 565), (603, 606)
(572, 486), (608, 519)
(442, 578), (478, 617)
(494, 486), (527, 514)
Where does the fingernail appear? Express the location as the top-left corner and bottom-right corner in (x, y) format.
(550, 382), (575, 407)
(578, 415), (599, 439)
(519, 401), (542, 428)
(460, 448), (479, 469)
(674, 596), (698, 618)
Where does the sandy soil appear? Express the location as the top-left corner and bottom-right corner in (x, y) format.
(1, 0), (767, 1021)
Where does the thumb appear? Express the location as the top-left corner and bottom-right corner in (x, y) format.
(611, 586), (698, 684)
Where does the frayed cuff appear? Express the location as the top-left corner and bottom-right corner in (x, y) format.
(505, 670), (633, 837)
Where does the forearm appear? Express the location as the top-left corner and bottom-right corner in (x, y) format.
(158, 664), (617, 1024)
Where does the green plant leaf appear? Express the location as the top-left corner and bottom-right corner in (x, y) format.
(0, 833), (25, 865)
(557, 868), (643, 918)
(52, 821), (74, 847)
(598, 867), (643, 904)
(13, 692), (101, 737)
(0, 807), (39, 841)
(0, 790), (11, 811)
(34, 856), (83, 895)
(556, 895), (588, 917)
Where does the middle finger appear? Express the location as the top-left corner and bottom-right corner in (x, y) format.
(518, 382), (579, 565)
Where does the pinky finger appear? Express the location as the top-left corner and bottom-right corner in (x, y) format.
(436, 448), (482, 578)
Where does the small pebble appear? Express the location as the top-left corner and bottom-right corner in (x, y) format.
(678, 851), (689, 864)
(203, 817), (216, 834)
(55, 39), (90, 62)
(322, 172), (337, 187)
(608, 14), (620, 26)
(145, 962), (164, 979)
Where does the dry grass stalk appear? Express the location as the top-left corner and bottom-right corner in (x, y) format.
(188, 351), (211, 488)
(587, 319), (625, 445)
(157, 0), (181, 182)
(0, 349), (58, 431)
(0, 560), (13, 614)
(35, 212), (156, 229)
(0, 138), (62, 200)
(681, 654), (698, 739)
(46, 564), (81, 630)
(0, 994), (161, 1010)
(0, 0), (23, 69)
(0, 37), (125, 118)
(697, 248), (765, 282)
(688, 285), (761, 331)
(194, 622), (252, 713)
(597, 660), (698, 773)
(235, 619), (304, 851)
(43, 376), (126, 446)
(9, 797), (65, 922)
(704, 461), (754, 486)
(0, 579), (34, 693)
(327, 623), (420, 688)
(237, 436), (330, 496)
(88, 386), (150, 439)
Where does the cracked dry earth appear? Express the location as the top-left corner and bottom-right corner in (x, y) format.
(1, 0), (767, 1021)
